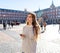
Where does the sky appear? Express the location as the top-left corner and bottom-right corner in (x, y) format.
(0, 0), (60, 11)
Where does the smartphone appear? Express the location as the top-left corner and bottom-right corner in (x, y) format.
(20, 34), (23, 36)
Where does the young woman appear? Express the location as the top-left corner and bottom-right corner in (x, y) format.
(20, 13), (40, 53)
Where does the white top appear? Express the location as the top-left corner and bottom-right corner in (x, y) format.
(22, 25), (37, 53)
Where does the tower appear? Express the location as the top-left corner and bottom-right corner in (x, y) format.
(50, 0), (55, 9)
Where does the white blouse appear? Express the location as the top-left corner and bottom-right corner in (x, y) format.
(21, 25), (37, 53)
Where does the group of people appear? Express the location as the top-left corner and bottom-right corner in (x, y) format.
(3, 22), (14, 30)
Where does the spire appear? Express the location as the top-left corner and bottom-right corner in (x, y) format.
(52, 0), (53, 5)
(50, 0), (55, 9)
(24, 8), (27, 12)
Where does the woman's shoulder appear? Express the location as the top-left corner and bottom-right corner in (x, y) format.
(23, 25), (26, 28)
(23, 25), (27, 29)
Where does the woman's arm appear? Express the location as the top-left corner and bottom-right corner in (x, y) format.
(20, 26), (26, 39)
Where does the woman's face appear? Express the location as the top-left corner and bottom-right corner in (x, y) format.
(26, 14), (32, 23)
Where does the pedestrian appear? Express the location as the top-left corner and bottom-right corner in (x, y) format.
(11, 22), (13, 28)
(59, 24), (60, 31)
(8, 22), (11, 29)
(58, 20), (60, 33)
(3, 22), (6, 30)
(39, 17), (44, 33)
(20, 13), (40, 53)
(43, 21), (47, 31)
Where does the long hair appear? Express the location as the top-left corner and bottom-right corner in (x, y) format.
(27, 13), (40, 39)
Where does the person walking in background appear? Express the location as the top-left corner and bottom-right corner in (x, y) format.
(40, 20), (43, 31)
(8, 22), (11, 29)
(3, 22), (6, 30)
(43, 21), (47, 31)
(11, 22), (13, 28)
(38, 17), (44, 33)
(20, 13), (40, 53)
(42, 14), (47, 32)
(59, 24), (60, 31)
(58, 20), (60, 33)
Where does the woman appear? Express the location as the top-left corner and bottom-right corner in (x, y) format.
(20, 13), (40, 53)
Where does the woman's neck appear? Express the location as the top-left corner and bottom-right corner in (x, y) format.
(27, 22), (32, 26)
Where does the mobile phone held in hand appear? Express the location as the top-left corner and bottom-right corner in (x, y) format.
(20, 34), (23, 36)
(20, 34), (25, 38)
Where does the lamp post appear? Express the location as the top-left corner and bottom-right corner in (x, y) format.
(52, 8), (53, 24)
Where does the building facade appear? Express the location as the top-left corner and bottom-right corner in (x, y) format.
(0, 8), (28, 24)
(0, 1), (60, 25)
(35, 1), (60, 24)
